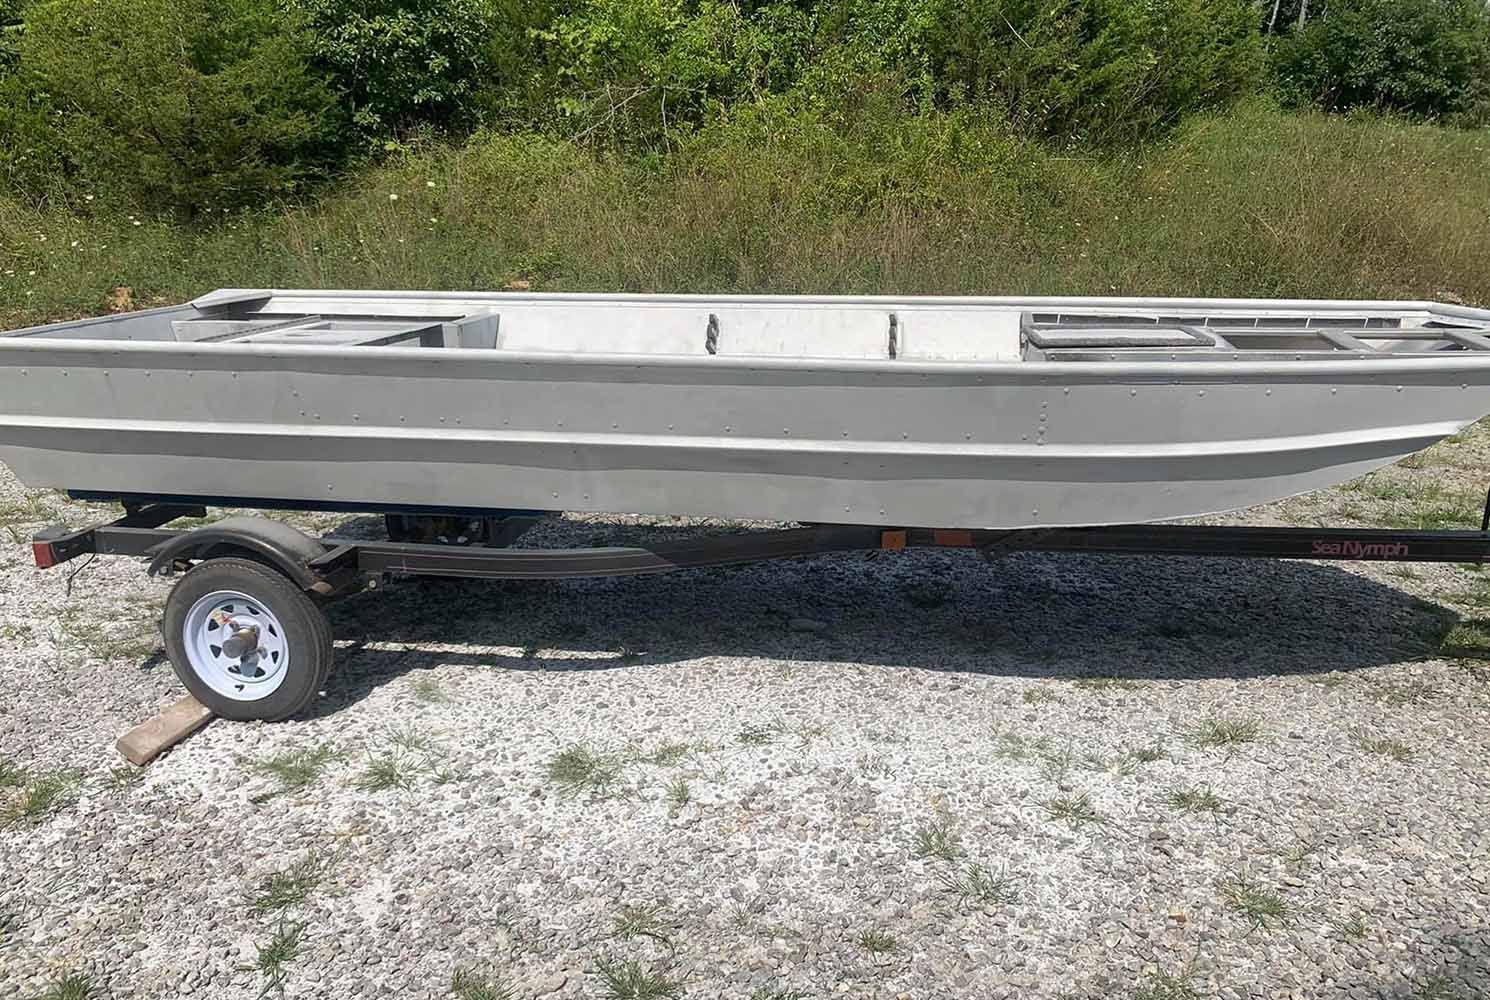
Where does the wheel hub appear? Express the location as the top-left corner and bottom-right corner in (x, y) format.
(182, 591), (290, 701)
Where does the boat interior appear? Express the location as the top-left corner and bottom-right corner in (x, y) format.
(6, 288), (1490, 363)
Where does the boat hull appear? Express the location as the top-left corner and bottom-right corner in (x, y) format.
(1, 342), (1486, 528)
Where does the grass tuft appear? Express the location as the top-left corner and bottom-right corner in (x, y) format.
(1130, 970), (1203, 1000)
(594, 957), (684, 1000)
(613, 903), (673, 948)
(645, 742), (693, 766)
(1220, 877), (1290, 930)
(855, 928), (898, 955)
(934, 863), (1016, 908)
(356, 750), (420, 792)
(1043, 793), (1102, 829)
(1188, 717), (1262, 749)
(411, 676), (448, 703)
(248, 919), (303, 999)
(252, 743), (342, 801)
(2, 771), (76, 826)
(1352, 731), (1416, 762)
(450, 967), (514, 1000)
(547, 743), (624, 797)
(30, 970), (99, 1000)
(1070, 676), (1145, 693)
(911, 815), (961, 862)
(665, 776), (691, 809)
(1129, 742), (1168, 764)
(246, 851), (329, 915)
(736, 722), (777, 747)
(1167, 787), (1223, 814)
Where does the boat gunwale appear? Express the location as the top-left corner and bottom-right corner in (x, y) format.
(190, 287), (1481, 316)
(7, 334), (1490, 382)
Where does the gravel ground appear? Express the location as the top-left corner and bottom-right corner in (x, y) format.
(3, 429), (1490, 1000)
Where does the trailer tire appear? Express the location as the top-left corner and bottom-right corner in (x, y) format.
(163, 557), (333, 722)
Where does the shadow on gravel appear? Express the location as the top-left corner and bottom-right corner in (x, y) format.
(308, 513), (1463, 717)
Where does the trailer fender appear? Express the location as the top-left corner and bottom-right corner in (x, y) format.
(146, 516), (328, 591)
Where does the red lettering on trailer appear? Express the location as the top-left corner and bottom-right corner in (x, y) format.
(1310, 539), (1409, 559)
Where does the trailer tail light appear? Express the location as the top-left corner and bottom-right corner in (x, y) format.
(32, 538), (60, 569)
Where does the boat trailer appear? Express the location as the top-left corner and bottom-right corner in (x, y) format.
(29, 498), (1490, 721)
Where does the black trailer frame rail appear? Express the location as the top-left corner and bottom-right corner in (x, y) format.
(31, 503), (1490, 594)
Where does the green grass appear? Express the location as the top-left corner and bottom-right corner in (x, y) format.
(1440, 620), (1490, 656)
(594, 958), (684, 1000)
(0, 760), (26, 789)
(1353, 731), (1416, 762)
(1188, 717), (1262, 750)
(1044, 793), (1102, 829)
(356, 750), (420, 792)
(1220, 877), (1290, 930)
(1021, 687), (1064, 705)
(644, 741), (693, 766)
(246, 852), (329, 915)
(411, 676), (448, 703)
(2, 771), (76, 826)
(665, 776), (691, 809)
(1129, 971), (1203, 1000)
(737, 722), (779, 747)
(1410, 974), (1470, 1000)
(855, 928), (899, 955)
(1167, 787), (1223, 814)
(252, 743), (343, 801)
(28, 970), (100, 1000)
(1129, 742), (1167, 764)
(911, 815), (962, 862)
(105, 764), (146, 791)
(612, 904), (673, 948)
(547, 743), (625, 797)
(5, 103), (1489, 334)
(934, 863), (1016, 908)
(249, 919), (303, 999)
(450, 967), (514, 1000)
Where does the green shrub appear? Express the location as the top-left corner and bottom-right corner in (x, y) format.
(3, 0), (344, 214)
(1271, 0), (1490, 120)
(911, 0), (1266, 143)
(291, 0), (497, 136)
(508, 0), (1265, 146)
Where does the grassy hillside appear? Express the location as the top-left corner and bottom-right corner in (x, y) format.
(1, 101), (1487, 327)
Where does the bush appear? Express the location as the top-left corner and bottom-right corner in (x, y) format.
(291, 0), (497, 136)
(914, 0), (1266, 142)
(2, 0), (344, 214)
(1271, 0), (1490, 119)
(506, 0), (1265, 147)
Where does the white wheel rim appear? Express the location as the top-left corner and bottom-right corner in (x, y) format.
(182, 590), (291, 702)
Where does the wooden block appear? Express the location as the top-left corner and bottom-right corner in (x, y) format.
(116, 696), (214, 766)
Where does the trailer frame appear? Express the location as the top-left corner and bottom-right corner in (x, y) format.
(28, 497), (1490, 721)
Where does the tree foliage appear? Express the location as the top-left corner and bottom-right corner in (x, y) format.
(1271, 0), (1490, 119)
(289, 0), (497, 135)
(1, 0), (344, 213)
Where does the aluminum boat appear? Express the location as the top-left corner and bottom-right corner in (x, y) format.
(2, 288), (1489, 529)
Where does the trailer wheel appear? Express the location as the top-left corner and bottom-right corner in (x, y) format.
(162, 557), (333, 722)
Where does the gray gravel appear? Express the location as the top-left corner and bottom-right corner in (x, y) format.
(2, 444), (1490, 1000)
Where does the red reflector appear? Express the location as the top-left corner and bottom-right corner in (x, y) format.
(32, 540), (58, 569)
(931, 529), (974, 548)
(880, 530), (907, 551)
